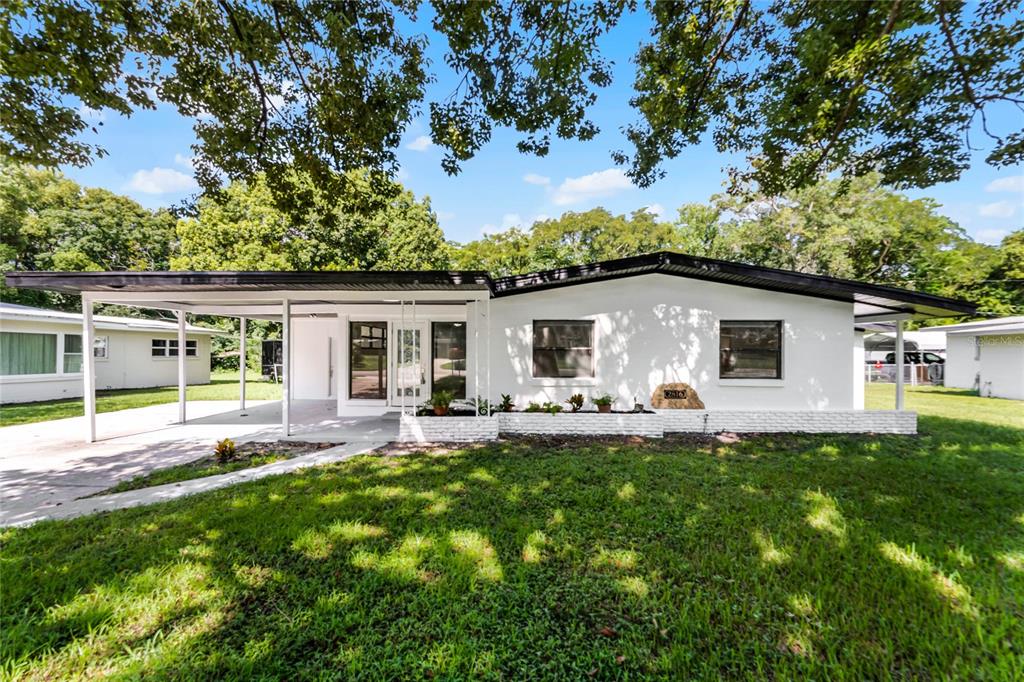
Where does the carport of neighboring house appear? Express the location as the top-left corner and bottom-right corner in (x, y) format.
(3, 270), (495, 443)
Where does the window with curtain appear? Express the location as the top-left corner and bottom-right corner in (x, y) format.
(532, 320), (595, 378)
(0, 332), (57, 376)
(719, 321), (783, 379)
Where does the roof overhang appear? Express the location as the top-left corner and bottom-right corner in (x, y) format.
(2, 270), (493, 320)
(490, 252), (976, 320)
(3, 252), (976, 322)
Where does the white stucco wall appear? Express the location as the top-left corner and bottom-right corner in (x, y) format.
(473, 274), (855, 411)
(0, 319), (212, 404)
(853, 331), (865, 409)
(944, 334), (979, 390)
(978, 334), (1024, 400)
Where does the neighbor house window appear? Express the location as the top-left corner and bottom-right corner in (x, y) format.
(152, 339), (197, 357)
(719, 321), (783, 379)
(0, 331), (57, 376)
(63, 333), (83, 373)
(432, 321), (466, 398)
(532, 320), (595, 378)
(62, 335), (108, 371)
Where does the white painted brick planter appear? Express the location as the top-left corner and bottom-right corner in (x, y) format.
(658, 410), (917, 435)
(399, 415), (499, 443)
(497, 412), (664, 438)
(398, 410), (917, 442)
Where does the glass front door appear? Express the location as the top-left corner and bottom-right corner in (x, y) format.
(391, 323), (428, 407)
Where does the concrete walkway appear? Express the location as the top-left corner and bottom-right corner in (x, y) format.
(4, 440), (386, 527)
(0, 401), (399, 527)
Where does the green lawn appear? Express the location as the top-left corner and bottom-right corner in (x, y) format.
(2, 390), (1022, 679)
(0, 370), (281, 427)
(866, 382), (1023, 428)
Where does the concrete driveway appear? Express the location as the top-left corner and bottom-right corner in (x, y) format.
(0, 400), (399, 526)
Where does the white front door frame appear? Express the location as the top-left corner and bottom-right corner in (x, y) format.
(389, 319), (430, 411)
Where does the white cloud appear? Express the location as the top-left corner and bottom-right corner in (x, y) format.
(644, 203), (666, 220)
(523, 173), (551, 186)
(127, 167), (198, 194)
(985, 175), (1024, 193)
(501, 213), (522, 229)
(406, 135), (433, 152)
(78, 105), (106, 122)
(978, 200), (1018, 218)
(552, 168), (632, 205)
(975, 228), (1009, 245)
(173, 153), (194, 169)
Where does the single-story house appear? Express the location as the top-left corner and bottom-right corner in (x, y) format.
(0, 302), (219, 404)
(4, 252), (976, 441)
(925, 316), (1024, 400)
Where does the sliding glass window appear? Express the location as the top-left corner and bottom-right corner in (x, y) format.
(432, 322), (466, 398)
(350, 322), (387, 399)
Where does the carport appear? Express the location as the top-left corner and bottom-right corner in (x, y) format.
(5, 271), (494, 443)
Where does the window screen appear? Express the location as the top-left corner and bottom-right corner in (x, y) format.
(532, 320), (595, 378)
(719, 321), (782, 379)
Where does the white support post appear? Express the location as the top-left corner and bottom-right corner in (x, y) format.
(177, 310), (187, 423)
(282, 298), (291, 436)
(486, 295), (491, 417)
(82, 294), (96, 443)
(239, 316), (247, 413)
(473, 300), (480, 419)
(400, 300), (406, 416)
(895, 320), (905, 411)
(336, 310), (347, 417)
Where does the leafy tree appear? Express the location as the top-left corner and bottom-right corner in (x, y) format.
(1, 162), (177, 309)
(173, 170), (450, 271)
(3, 1), (1020, 200)
(621, 0), (1024, 193)
(455, 208), (678, 276)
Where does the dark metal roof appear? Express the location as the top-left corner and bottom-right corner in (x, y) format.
(3, 270), (492, 294)
(490, 252), (976, 318)
(3, 251), (976, 318)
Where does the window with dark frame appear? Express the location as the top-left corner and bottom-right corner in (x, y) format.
(349, 321), (387, 399)
(719, 321), (783, 379)
(532, 320), (595, 378)
(151, 339), (197, 357)
(432, 322), (467, 398)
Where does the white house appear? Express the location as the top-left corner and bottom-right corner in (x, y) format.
(0, 303), (219, 404)
(926, 316), (1024, 400)
(5, 252), (976, 440)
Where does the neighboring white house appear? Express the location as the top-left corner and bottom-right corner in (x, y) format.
(5, 252), (977, 440)
(926, 316), (1024, 400)
(0, 303), (219, 404)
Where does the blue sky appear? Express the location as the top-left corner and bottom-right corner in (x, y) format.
(62, 7), (1022, 246)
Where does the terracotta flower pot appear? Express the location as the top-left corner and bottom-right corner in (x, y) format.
(433, 406), (448, 416)
(597, 404), (612, 413)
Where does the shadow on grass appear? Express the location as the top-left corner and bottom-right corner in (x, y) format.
(2, 416), (1022, 679)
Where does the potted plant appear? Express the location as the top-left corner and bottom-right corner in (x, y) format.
(565, 393), (584, 412)
(593, 393), (614, 413)
(498, 393), (514, 412)
(428, 390), (454, 416)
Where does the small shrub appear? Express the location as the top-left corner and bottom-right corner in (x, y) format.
(526, 401), (563, 415)
(429, 390), (455, 415)
(566, 393), (584, 412)
(214, 438), (236, 464)
(499, 393), (514, 412)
